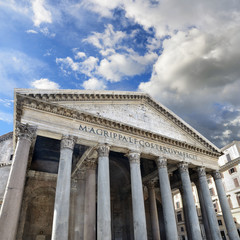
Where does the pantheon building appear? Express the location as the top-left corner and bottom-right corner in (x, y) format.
(0, 89), (239, 240)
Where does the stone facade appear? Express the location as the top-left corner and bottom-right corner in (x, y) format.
(0, 132), (13, 206)
(0, 89), (239, 240)
(219, 141), (240, 225)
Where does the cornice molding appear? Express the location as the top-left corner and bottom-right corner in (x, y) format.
(219, 157), (240, 172)
(15, 93), (221, 157)
(0, 162), (12, 168)
(0, 132), (13, 143)
(18, 91), (220, 152)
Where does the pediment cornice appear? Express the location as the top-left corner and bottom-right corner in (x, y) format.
(15, 92), (221, 157)
(0, 132), (13, 143)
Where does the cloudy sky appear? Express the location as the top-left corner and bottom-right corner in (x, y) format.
(0, 0), (240, 148)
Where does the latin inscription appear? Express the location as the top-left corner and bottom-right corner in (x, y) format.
(79, 125), (197, 160)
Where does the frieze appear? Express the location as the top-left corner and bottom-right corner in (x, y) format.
(16, 121), (37, 142)
(15, 93), (221, 157)
(79, 124), (198, 161)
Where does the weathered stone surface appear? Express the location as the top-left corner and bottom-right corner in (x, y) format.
(0, 123), (36, 240)
(0, 89), (225, 240)
(0, 132), (13, 205)
(60, 102), (205, 148)
(17, 171), (56, 240)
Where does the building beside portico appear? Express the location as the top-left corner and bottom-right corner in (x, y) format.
(0, 89), (239, 240)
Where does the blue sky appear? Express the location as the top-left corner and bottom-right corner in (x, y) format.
(0, 0), (240, 148)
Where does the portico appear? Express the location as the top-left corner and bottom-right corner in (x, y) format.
(0, 89), (239, 240)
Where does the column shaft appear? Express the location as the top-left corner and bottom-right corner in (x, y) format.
(197, 167), (221, 240)
(157, 157), (178, 240)
(97, 144), (111, 240)
(180, 187), (192, 240)
(148, 182), (161, 240)
(178, 162), (202, 240)
(51, 135), (76, 240)
(69, 180), (78, 240)
(128, 152), (147, 240)
(0, 122), (36, 240)
(74, 170), (85, 240)
(84, 159), (96, 240)
(213, 171), (239, 240)
(195, 181), (212, 240)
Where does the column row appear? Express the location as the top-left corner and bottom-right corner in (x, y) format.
(0, 124), (239, 240)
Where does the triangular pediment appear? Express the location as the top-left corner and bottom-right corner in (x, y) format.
(14, 89), (220, 154)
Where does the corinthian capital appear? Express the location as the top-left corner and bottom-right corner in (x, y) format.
(196, 166), (206, 178)
(147, 180), (156, 189)
(156, 156), (167, 169)
(97, 144), (110, 157)
(178, 162), (189, 174)
(16, 121), (37, 142)
(212, 170), (222, 180)
(61, 135), (77, 150)
(127, 151), (140, 164)
(83, 158), (97, 170)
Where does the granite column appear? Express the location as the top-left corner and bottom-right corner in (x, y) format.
(127, 152), (147, 240)
(51, 135), (76, 240)
(195, 180), (212, 240)
(0, 122), (36, 240)
(84, 158), (97, 240)
(157, 157), (178, 240)
(178, 162), (202, 240)
(147, 181), (160, 240)
(97, 144), (111, 240)
(74, 170), (85, 240)
(197, 167), (221, 240)
(212, 170), (239, 240)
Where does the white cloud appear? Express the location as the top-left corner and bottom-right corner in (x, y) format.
(81, 0), (240, 37)
(0, 111), (13, 123)
(83, 24), (126, 51)
(39, 27), (55, 37)
(0, 50), (47, 97)
(82, 78), (106, 90)
(31, 78), (60, 89)
(32, 0), (52, 27)
(56, 56), (98, 77)
(56, 57), (79, 73)
(98, 51), (157, 82)
(0, 99), (14, 107)
(81, 0), (121, 17)
(76, 25), (158, 82)
(74, 51), (86, 60)
(139, 26), (240, 101)
(26, 29), (38, 34)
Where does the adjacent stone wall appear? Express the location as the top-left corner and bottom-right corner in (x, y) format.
(17, 171), (57, 240)
(0, 132), (13, 206)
